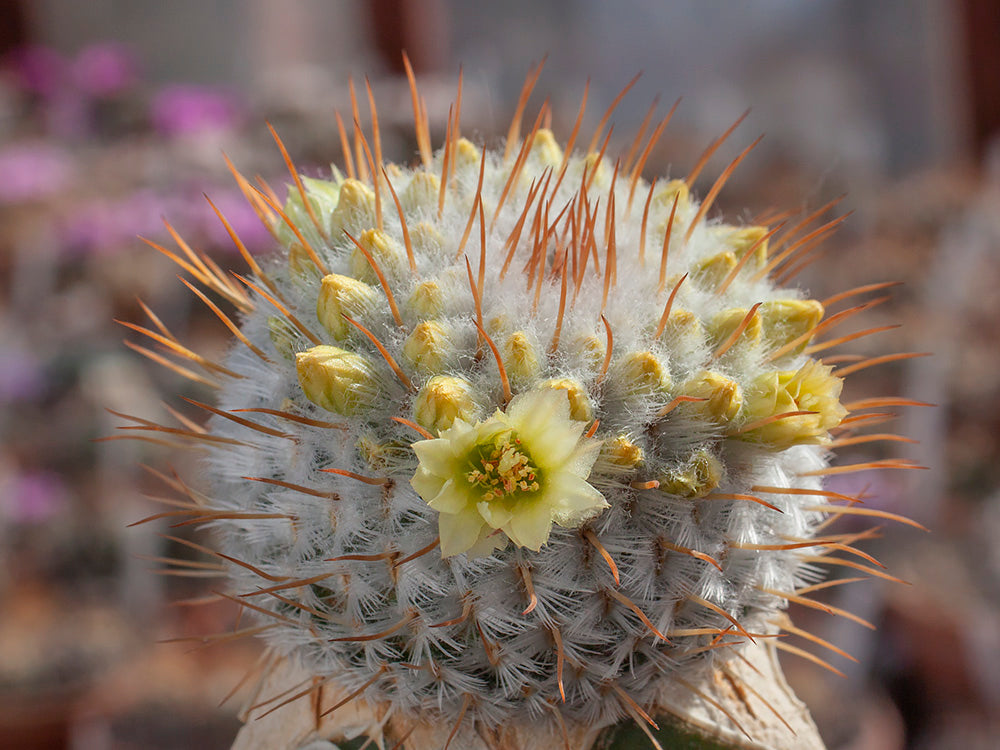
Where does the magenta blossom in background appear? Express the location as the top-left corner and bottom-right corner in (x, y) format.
(1, 471), (67, 524)
(0, 144), (73, 203)
(151, 85), (242, 136)
(5, 45), (64, 97)
(198, 188), (274, 254)
(71, 42), (138, 97)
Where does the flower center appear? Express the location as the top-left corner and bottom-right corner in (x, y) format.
(466, 431), (541, 502)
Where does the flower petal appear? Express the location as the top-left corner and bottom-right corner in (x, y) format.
(503, 497), (555, 551)
(438, 506), (488, 557)
(410, 464), (445, 501)
(411, 438), (457, 477)
(477, 498), (513, 528)
(547, 474), (608, 527)
(427, 478), (470, 515)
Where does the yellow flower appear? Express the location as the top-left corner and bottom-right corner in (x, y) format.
(410, 389), (607, 557)
(741, 360), (847, 448)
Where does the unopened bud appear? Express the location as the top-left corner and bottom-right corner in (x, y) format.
(413, 376), (479, 433)
(350, 229), (404, 283)
(329, 179), (376, 240)
(537, 378), (594, 422)
(659, 309), (703, 345)
(572, 333), (606, 373)
(615, 351), (671, 396)
(724, 225), (770, 270)
(601, 435), (644, 469)
(710, 308), (762, 349)
(403, 321), (454, 375)
(296, 345), (379, 416)
(660, 449), (723, 498)
(529, 129), (563, 167)
(454, 138), (481, 170)
(316, 274), (379, 340)
(402, 172), (441, 213)
(681, 371), (743, 422)
(502, 331), (540, 385)
(410, 222), (445, 258)
(268, 316), (301, 360)
(760, 299), (824, 353)
(406, 280), (445, 319)
(693, 250), (737, 288)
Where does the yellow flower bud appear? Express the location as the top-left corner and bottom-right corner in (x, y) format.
(329, 179), (376, 240)
(316, 274), (379, 340)
(760, 299), (824, 353)
(582, 151), (609, 189)
(502, 331), (540, 385)
(402, 172), (441, 213)
(454, 138), (480, 169)
(615, 351), (671, 396)
(680, 371), (743, 423)
(413, 375), (479, 434)
(529, 129), (563, 167)
(537, 378), (594, 422)
(287, 242), (314, 276)
(709, 308), (762, 349)
(693, 250), (737, 288)
(658, 307), (702, 345)
(403, 321), (454, 375)
(572, 333), (606, 373)
(267, 316), (300, 360)
(406, 280), (445, 319)
(350, 229), (404, 283)
(410, 222), (445, 258)
(740, 360), (847, 448)
(357, 434), (407, 472)
(296, 345), (379, 416)
(276, 176), (340, 247)
(600, 435), (644, 469)
(722, 225), (770, 270)
(653, 179), (690, 214)
(660, 449), (723, 498)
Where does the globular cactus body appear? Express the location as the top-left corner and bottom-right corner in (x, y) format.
(124, 68), (920, 750)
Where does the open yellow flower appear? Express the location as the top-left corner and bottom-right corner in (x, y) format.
(410, 389), (607, 557)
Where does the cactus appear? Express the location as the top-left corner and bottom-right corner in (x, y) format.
(122, 64), (925, 750)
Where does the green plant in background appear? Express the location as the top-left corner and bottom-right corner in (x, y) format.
(122, 61), (923, 749)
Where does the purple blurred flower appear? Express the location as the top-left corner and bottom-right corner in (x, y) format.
(0, 143), (73, 203)
(199, 188), (273, 253)
(2, 471), (67, 524)
(5, 45), (65, 97)
(151, 85), (242, 136)
(0, 346), (45, 403)
(71, 43), (138, 97)
(59, 190), (168, 256)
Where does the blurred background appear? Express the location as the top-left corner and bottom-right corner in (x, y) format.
(1, 1), (999, 748)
